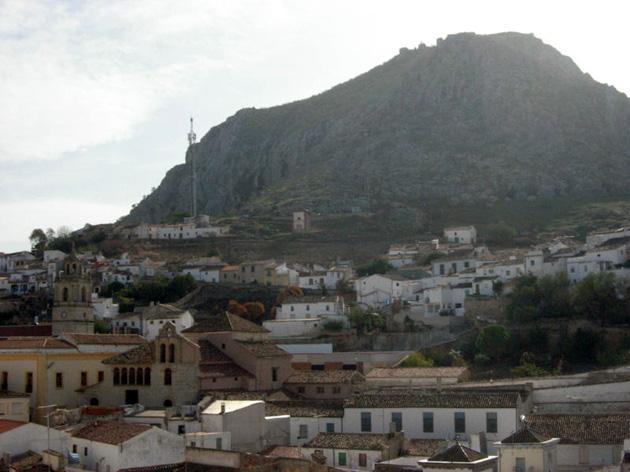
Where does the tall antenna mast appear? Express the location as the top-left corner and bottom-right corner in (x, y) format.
(188, 117), (197, 217)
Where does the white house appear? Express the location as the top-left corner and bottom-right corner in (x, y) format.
(302, 432), (405, 471)
(266, 401), (344, 446)
(586, 227), (630, 249)
(91, 295), (119, 319)
(0, 420), (69, 455)
(495, 426), (560, 472)
(343, 390), (528, 453)
(432, 252), (479, 277)
(418, 284), (468, 316)
(182, 264), (225, 283)
(277, 296), (345, 319)
(201, 400), (268, 453)
(444, 226), (477, 245)
(298, 272), (327, 290)
(112, 303), (194, 340)
(365, 367), (470, 387)
(0, 392), (30, 422)
(355, 274), (410, 308)
(476, 260), (524, 282)
(524, 414), (630, 472)
(70, 421), (184, 471)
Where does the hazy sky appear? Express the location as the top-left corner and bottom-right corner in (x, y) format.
(2, 0), (629, 252)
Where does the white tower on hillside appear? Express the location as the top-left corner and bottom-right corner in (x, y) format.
(188, 117), (198, 217)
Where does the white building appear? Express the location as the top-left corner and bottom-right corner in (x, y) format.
(495, 426), (560, 472)
(432, 252), (479, 277)
(91, 295), (119, 319)
(419, 443), (496, 472)
(266, 401), (344, 446)
(302, 432), (404, 471)
(343, 390), (529, 453)
(201, 400), (269, 453)
(0, 392), (30, 422)
(476, 260), (524, 282)
(586, 227), (630, 249)
(444, 226), (477, 245)
(0, 420), (69, 455)
(365, 367), (470, 387)
(355, 274), (412, 308)
(112, 303), (194, 340)
(70, 421), (184, 471)
(182, 264), (225, 283)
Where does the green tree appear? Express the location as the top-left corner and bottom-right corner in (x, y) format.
(29, 228), (48, 257)
(483, 222), (517, 246)
(400, 352), (434, 367)
(356, 258), (394, 277)
(572, 273), (625, 325)
(475, 324), (511, 361)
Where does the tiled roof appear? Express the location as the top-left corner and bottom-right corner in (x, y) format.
(63, 333), (145, 345)
(102, 343), (153, 365)
(262, 446), (305, 459)
(367, 367), (468, 379)
(428, 443), (487, 462)
(265, 400), (344, 418)
(137, 303), (188, 320)
(199, 363), (253, 378)
(72, 421), (151, 445)
(182, 312), (268, 334)
(285, 370), (363, 384)
(405, 439), (446, 457)
(345, 390), (520, 409)
(0, 337), (74, 350)
(283, 296), (337, 304)
(199, 340), (232, 363)
(235, 341), (289, 357)
(501, 426), (551, 444)
(0, 419), (26, 434)
(305, 433), (392, 451)
(524, 414), (630, 444)
(119, 463), (185, 472)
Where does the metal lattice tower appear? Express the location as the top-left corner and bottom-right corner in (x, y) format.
(188, 117), (197, 217)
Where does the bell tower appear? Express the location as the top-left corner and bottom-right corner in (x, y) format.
(51, 250), (94, 335)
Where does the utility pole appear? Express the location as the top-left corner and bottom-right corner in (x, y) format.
(36, 404), (57, 472)
(188, 117), (198, 218)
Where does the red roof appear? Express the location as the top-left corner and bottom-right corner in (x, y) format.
(0, 419), (26, 434)
(72, 421), (151, 445)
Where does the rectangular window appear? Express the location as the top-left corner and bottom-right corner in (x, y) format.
(98, 371), (104, 383)
(297, 386), (305, 394)
(72, 445), (77, 454)
(316, 386), (325, 394)
(216, 438), (222, 450)
(454, 412), (466, 433)
(84, 447), (88, 456)
(271, 367), (278, 382)
(359, 453), (367, 468)
(56, 372), (63, 389)
(423, 412), (434, 433)
(515, 457), (526, 472)
(486, 412), (498, 433)
(361, 412), (372, 432)
(326, 422), (335, 433)
(80, 372), (87, 387)
(1, 372), (7, 391)
(338, 452), (347, 466)
(391, 412), (402, 432)
(178, 425), (185, 434)
(25, 372), (33, 393)
(298, 424), (308, 439)
(332, 386), (341, 394)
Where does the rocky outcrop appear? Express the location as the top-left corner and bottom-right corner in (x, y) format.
(125, 32), (630, 223)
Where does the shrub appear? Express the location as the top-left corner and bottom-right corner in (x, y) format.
(323, 320), (344, 332)
(400, 352), (435, 368)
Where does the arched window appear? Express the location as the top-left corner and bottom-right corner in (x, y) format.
(144, 368), (151, 385)
(113, 368), (120, 385)
(121, 368), (128, 385)
(129, 368), (136, 385)
(164, 368), (172, 385)
(169, 344), (175, 363)
(62, 287), (68, 302)
(137, 368), (143, 386)
(163, 399), (173, 407)
(90, 398), (99, 406)
(81, 287), (86, 303)
(160, 344), (166, 363)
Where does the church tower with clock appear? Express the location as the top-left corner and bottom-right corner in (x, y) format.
(51, 250), (94, 335)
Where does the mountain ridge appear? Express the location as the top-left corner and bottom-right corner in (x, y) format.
(125, 32), (630, 224)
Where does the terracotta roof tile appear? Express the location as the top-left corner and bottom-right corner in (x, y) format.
(199, 363), (253, 378)
(305, 433), (393, 451)
(262, 446), (305, 459)
(102, 343), (153, 365)
(63, 334), (145, 345)
(182, 312), (268, 334)
(285, 370), (364, 384)
(367, 367), (468, 379)
(0, 337), (74, 350)
(72, 421), (151, 445)
(524, 414), (630, 444)
(0, 419), (26, 434)
(235, 341), (289, 357)
(405, 439), (446, 457)
(345, 390), (520, 409)
(265, 401), (344, 418)
(428, 444), (487, 462)
(501, 426), (551, 444)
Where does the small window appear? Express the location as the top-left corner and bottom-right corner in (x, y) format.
(160, 344), (166, 363)
(169, 343), (175, 363)
(332, 386), (341, 394)
(84, 447), (88, 456)
(271, 367), (278, 382)
(391, 412), (402, 432)
(359, 453), (367, 468)
(316, 386), (325, 394)
(486, 412), (498, 433)
(80, 372), (87, 387)
(72, 445), (77, 454)
(164, 369), (172, 385)
(178, 425), (186, 434)
(297, 386), (305, 394)
(423, 412), (434, 433)
(326, 422), (335, 433)
(454, 412), (466, 433)
(298, 424), (308, 439)
(216, 438), (222, 450)
(98, 371), (104, 383)
(25, 372), (33, 393)
(338, 452), (347, 466)
(361, 412), (372, 432)
(515, 457), (526, 472)
(56, 372), (63, 389)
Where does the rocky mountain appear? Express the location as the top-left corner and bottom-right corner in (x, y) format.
(125, 32), (630, 224)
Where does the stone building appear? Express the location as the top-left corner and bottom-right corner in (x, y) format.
(51, 251), (94, 335)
